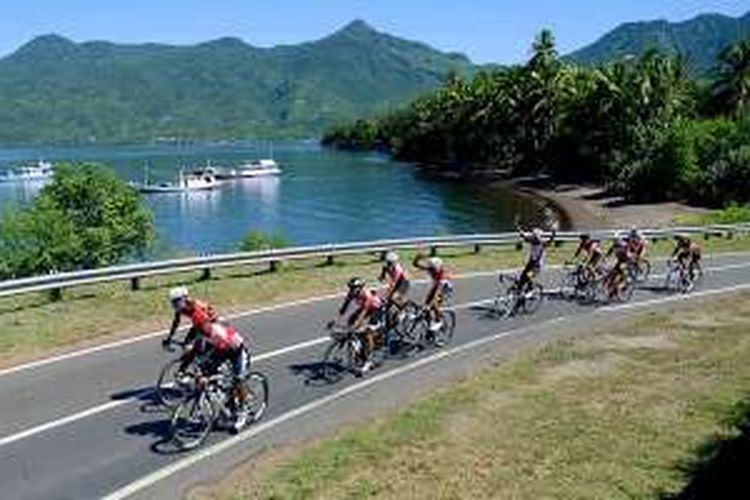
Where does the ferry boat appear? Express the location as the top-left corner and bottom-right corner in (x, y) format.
(134, 168), (219, 193)
(219, 159), (281, 179)
(1, 160), (55, 182)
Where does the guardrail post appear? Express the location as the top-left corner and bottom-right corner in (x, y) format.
(726, 231), (734, 240)
(326, 255), (334, 266)
(515, 241), (523, 251)
(554, 240), (563, 248)
(474, 244), (481, 254)
(200, 268), (212, 281)
(704, 232), (710, 241)
(429, 246), (437, 257)
(130, 277), (141, 291)
(269, 260), (279, 273)
(49, 288), (62, 302)
(379, 251), (387, 262)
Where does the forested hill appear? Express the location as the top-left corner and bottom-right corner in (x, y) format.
(0, 20), (474, 145)
(568, 11), (750, 75)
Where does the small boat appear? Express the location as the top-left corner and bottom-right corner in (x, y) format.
(218, 159), (281, 179)
(1, 160), (54, 182)
(134, 167), (219, 193)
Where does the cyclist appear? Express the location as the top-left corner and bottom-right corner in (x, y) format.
(517, 226), (554, 294)
(572, 233), (604, 278)
(329, 277), (384, 375)
(162, 287), (252, 431)
(379, 251), (410, 306)
(626, 226), (648, 261)
(604, 235), (631, 298)
(672, 234), (702, 280)
(412, 254), (452, 336)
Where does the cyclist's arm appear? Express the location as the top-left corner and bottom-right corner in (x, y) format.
(163, 312), (181, 346)
(412, 255), (429, 272)
(351, 308), (369, 332)
(573, 243), (584, 259)
(378, 265), (387, 282)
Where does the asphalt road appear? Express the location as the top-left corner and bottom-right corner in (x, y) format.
(1, 252), (750, 500)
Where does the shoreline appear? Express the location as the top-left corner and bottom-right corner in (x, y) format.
(510, 180), (712, 230)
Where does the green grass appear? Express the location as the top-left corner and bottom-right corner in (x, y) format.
(674, 203), (750, 226)
(1, 235), (749, 367)
(191, 292), (750, 500)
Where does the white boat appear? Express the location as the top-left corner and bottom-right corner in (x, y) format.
(1, 160), (54, 182)
(221, 159), (281, 179)
(135, 168), (219, 193)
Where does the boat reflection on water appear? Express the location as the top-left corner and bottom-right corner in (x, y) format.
(234, 175), (280, 204)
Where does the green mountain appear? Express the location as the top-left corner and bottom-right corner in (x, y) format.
(0, 20), (474, 145)
(567, 11), (750, 75)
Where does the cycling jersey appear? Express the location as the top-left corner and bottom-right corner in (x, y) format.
(529, 241), (546, 267)
(382, 262), (408, 284)
(578, 239), (603, 258)
(181, 299), (243, 352)
(627, 238), (646, 257)
(429, 267), (450, 283)
(340, 288), (383, 317)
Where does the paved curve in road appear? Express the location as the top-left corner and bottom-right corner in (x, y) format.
(1, 253), (750, 499)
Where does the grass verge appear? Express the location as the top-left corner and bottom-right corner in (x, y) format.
(1, 236), (749, 367)
(190, 292), (750, 499)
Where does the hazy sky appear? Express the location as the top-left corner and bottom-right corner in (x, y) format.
(0, 1), (747, 63)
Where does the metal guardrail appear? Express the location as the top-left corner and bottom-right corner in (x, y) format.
(1, 223), (748, 299)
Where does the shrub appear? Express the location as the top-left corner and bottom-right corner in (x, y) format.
(239, 230), (290, 252)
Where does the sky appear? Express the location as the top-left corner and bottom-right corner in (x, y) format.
(0, 1), (747, 64)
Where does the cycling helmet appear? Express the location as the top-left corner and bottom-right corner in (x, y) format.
(579, 233), (590, 241)
(532, 228), (543, 241)
(169, 286), (189, 309)
(385, 251), (399, 264)
(347, 277), (365, 291)
(428, 257), (443, 270)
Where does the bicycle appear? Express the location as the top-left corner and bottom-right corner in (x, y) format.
(398, 300), (456, 350)
(664, 258), (702, 293)
(320, 324), (371, 382)
(559, 261), (599, 302)
(627, 256), (651, 284)
(169, 361), (268, 450)
(494, 274), (543, 318)
(599, 264), (635, 302)
(156, 338), (215, 409)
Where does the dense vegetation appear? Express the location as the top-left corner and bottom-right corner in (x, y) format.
(0, 21), (473, 145)
(568, 11), (750, 76)
(0, 164), (154, 279)
(323, 32), (750, 206)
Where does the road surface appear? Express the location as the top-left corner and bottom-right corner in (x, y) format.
(1, 253), (750, 499)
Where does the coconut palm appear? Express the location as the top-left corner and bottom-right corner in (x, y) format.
(711, 39), (750, 117)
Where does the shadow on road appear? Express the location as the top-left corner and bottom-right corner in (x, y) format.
(662, 397), (750, 499)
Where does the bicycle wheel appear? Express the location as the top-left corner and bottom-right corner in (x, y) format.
(433, 310), (456, 347)
(635, 258), (651, 283)
(618, 279), (635, 302)
(170, 390), (215, 450)
(242, 372), (269, 423)
(156, 358), (196, 409)
(522, 283), (544, 314)
(494, 286), (517, 318)
(664, 266), (681, 292)
(559, 269), (578, 300)
(321, 340), (356, 383)
(396, 301), (422, 344)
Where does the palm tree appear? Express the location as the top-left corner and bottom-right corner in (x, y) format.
(711, 39), (750, 117)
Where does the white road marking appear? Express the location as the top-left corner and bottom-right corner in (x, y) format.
(1, 259), (749, 451)
(3, 252), (748, 379)
(103, 277), (750, 500)
(0, 336), (331, 450)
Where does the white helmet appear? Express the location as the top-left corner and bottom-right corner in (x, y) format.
(532, 228), (543, 240)
(169, 286), (189, 304)
(428, 257), (443, 270)
(385, 251), (399, 264)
